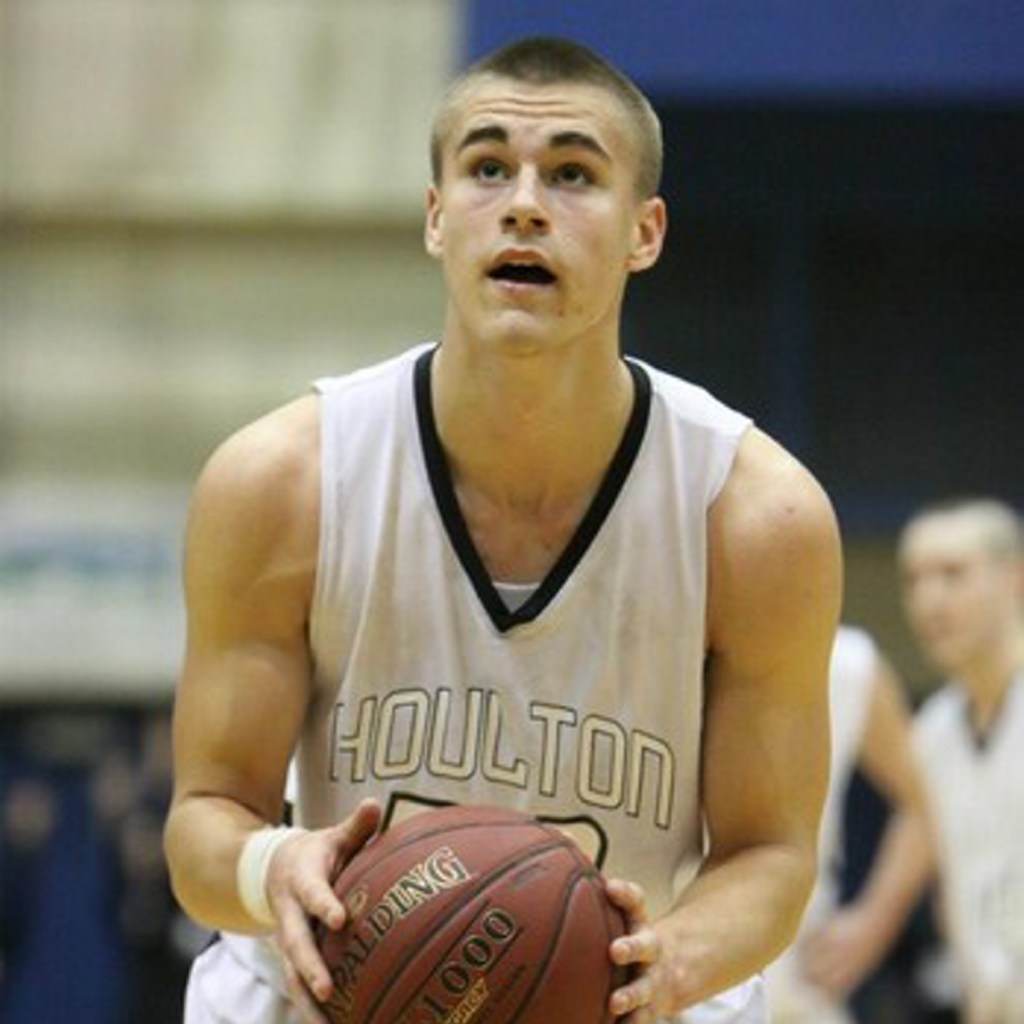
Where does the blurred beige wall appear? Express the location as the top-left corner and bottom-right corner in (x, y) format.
(2, 0), (458, 217)
(0, 1), (458, 698)
(1, 0), (458, 482)
(1, 222), (444, 483)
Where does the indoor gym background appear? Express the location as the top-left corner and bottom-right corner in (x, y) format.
(1, 3), (1021, 1022)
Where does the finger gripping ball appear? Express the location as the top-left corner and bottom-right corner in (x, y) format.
(316, 803), (628, 1024)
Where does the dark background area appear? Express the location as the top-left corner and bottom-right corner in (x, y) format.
(625, 101), (1024, 533)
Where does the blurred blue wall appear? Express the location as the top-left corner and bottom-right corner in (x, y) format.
(465, 1), (1024, 101)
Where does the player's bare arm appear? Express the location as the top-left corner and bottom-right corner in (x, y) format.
(802, 655), (935, 994)
(164, 395), (323, 930)
(164, 395), (384, 1020)
(610, 427), (842, 1018)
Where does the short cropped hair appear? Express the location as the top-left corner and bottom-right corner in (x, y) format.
(903, 497), (1024, 563)
(430, 36), (663, 199)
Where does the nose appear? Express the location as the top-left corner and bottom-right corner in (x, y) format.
(501, 167), (549, 234)
(905, 572), (947, 625)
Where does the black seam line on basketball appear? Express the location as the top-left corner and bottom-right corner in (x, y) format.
(333, 817), (560, 893)
(507, 866), (593, 1022)
(360, 842), (576, 1024)
(413, 347), (653, 635)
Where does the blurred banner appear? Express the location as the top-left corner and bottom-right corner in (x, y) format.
(0, 483), (188, 701)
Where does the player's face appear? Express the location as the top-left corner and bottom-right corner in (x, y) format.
(425, 78), (664, 355)
(899, 514), (1019, 676)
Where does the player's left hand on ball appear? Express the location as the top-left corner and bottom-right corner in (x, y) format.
(605, 878), (671, 1023)
(269, 799), (383, 1022)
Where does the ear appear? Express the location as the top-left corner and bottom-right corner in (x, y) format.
(424, 185), (444, 260)
(626, 196), (667, 273)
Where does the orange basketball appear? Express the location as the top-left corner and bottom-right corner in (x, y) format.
(317, 803), (629, 1024)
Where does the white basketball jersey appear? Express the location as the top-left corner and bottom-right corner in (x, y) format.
(812, 625), (877, 923)
(913, 674), (1024, 1005)
(300, 343), (748, 901)
(185, 343), (767, 1024)
(763, 626), (876, 1024)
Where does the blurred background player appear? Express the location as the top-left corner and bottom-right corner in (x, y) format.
(898, 498), (1024, 1024)
(765, 624), (932, 1023)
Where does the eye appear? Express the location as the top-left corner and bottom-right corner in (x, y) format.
(551, 163), (594, 187)
(472, 158), (509, 183)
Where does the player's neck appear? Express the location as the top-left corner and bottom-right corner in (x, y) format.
(430, 340), (635, 510)
(959, 632), (1023, 730)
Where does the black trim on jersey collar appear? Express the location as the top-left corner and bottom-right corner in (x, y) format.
(413, 346), (651, 633)
(960, 674), (1022, 753)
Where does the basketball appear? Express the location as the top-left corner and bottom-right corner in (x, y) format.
(316, 803), (629, 1024)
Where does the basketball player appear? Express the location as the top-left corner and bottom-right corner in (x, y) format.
(163, 37), (842, 1024)
(764, 625), (932, 1023)
(899, 498), (1024, 1024)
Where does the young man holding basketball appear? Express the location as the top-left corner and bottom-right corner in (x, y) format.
(165, 36), (841, 1024)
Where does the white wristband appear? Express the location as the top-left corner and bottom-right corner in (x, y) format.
(236, 825), (304, 928)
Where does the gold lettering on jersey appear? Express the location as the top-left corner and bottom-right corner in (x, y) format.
(482, 690), (528, 786)
(529, 703), (577, 795)
(578, 716), (628, 808)
(330, 688), (676, 829)
(373, 690), (431, 779)
(429, 688), (483, 779)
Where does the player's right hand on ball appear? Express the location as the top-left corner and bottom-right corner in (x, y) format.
(606, 878), (672, 1023)
(266, 798), (382, 1023)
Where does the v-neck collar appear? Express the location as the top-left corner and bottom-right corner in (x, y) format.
(959, 671), (1023, 754)
(413, 346), (652, 633)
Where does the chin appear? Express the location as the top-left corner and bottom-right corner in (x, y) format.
(925, 643), (970, 679)
(485, 320), (562, 354)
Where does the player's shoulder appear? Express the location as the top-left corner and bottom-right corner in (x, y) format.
(831, 624), (879, 680)
(834, 623), (877, 657)
(187, 394), (321, 551)
(706, 427), (841, 661)
(199, 394), (320, 500)
(713, 427), (840, 565)
(912, 684), (964, 744)
(633, 356), (750, 438)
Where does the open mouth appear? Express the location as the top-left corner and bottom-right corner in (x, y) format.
(488, 262), (557, 286)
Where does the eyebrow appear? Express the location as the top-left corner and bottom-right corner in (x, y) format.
(550, 130), (611, 163)
(456, 124), (611, 163)
(456, 125), (508, 153)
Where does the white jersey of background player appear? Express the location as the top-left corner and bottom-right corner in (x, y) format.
(764, 626), (929, 1024)
(900, 498), (1024, 1024)
(914, 682), (1024, 1020)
